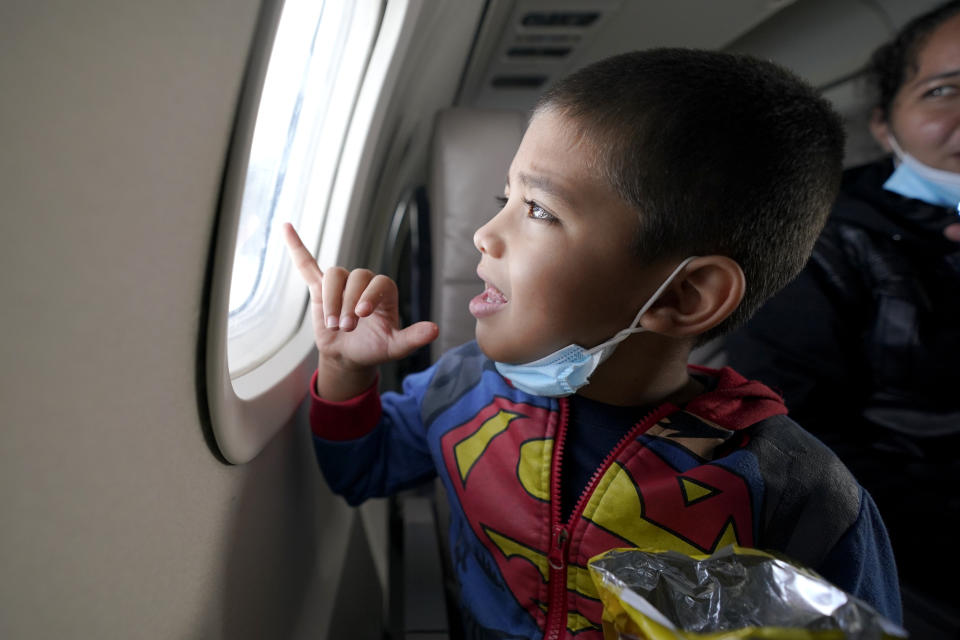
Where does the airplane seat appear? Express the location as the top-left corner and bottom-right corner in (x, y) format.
(374, 108), (526, 638)
(424, 107), (527, 637)
(427, 107), (528, 361)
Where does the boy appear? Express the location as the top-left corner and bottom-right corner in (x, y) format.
(285, 49), (901, 639)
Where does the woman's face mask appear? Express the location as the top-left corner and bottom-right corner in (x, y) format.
(884, 135), (960, 213)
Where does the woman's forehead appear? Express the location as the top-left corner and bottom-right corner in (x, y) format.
(908, 13), (960, 84)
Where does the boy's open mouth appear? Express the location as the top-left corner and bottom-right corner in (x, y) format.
(469, 284), (508, 318)
(481, 285), (507, 304)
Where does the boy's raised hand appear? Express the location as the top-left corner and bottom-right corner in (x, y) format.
(283, 223), (439, 400)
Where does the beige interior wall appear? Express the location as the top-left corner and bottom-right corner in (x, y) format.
(0, 2), (380, 637)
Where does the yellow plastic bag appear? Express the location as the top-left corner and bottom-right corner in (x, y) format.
(588, 546), (907, 640)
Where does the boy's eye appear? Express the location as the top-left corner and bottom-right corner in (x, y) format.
(525, 200), (558, 224)
(923, 84), (957, 98)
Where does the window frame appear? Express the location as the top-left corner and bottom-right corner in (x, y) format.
(227, 0), (379, 377)
(205, 0), (423, 464)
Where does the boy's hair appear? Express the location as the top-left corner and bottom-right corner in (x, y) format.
(867, 1), (960, 120)
(535, 48), (845, 341)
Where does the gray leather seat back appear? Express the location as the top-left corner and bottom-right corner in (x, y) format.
(428, 108), (527, 361)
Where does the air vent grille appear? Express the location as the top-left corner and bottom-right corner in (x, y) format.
(506, 46), (572, 58)
(491, 75), (549, 88)
(520, 11), (600, 27)
(465, 0), (625, 109)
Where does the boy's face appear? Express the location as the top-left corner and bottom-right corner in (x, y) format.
(471, 109), (665, 364)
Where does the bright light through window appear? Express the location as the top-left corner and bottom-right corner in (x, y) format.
(227, 0), (381, 376)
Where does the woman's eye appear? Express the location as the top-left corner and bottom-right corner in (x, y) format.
(494, 195), (508, 210)
(526, 200), (558, 223)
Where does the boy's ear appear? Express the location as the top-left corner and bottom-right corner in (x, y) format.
(869, 108), (893, 153)
(638, 256), (745, 338)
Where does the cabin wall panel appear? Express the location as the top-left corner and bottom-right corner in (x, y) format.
(0, 1), (368, 638)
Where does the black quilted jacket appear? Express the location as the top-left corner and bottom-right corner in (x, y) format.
(730, 158), (960, 437)
(727, 158), (960, 603)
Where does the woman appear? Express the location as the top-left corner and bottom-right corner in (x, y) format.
(728, 1), (960, 631)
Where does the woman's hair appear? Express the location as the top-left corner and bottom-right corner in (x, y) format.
(868, 1), (960, 119)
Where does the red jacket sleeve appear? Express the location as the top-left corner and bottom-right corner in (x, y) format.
(308, 371), (382, 441)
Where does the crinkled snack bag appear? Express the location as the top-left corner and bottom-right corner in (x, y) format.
(587, 545), (907, 640)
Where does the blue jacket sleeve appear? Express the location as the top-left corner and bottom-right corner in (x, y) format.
(310, 363), (441, 506)
(817, 488), (903, 625)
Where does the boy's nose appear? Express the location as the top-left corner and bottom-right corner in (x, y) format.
(473, 219), (504, 257)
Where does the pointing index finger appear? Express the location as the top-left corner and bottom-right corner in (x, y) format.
(283, 223), (323, 281)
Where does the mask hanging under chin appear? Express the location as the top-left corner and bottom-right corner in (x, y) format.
(494, 256), (698, 397)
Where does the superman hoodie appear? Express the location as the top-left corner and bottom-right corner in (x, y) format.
(310, 341), (901, 639)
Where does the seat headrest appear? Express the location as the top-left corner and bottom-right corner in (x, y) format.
(428, 108), (526, 360)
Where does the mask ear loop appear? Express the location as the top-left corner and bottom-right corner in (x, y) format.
(887, 134), (906, 162)
(585, 256), (699, 356)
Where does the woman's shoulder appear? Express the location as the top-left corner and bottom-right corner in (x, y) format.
(828, 159), (904, 235)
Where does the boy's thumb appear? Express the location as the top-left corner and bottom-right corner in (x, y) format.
(392, 321), (439, 358)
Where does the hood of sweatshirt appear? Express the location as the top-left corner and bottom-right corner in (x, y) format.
(684, 365), (788, 431)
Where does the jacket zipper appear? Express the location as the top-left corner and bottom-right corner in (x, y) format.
(543, 399), (678, 639)
(544, 399), (572, 640)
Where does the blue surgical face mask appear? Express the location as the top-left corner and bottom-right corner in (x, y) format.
(494, 257), (697, 397)
(884, 136), (960, 214)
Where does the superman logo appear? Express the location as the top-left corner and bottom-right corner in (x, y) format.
(579, 437), (754, 557)
(440, 399), (756, 637)
(441, 398), (556, 628)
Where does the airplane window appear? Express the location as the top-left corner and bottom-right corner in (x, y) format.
(206, 0), (410, 463)
(227, 0), (380, 376)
